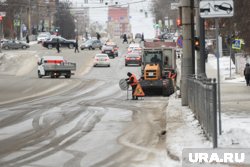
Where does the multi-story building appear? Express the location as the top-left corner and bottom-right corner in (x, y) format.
(107, 7), (131, 37)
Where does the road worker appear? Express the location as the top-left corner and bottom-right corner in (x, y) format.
(125, 72), (138, 100)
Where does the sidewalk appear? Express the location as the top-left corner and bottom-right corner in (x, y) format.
(165, 54), (250, 164)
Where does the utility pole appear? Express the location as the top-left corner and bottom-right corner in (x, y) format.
(181, 0), (194, 106)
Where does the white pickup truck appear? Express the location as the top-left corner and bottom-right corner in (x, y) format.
(37, 56), (76, 78)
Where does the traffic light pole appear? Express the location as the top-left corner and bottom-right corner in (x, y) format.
(181, 0), (193, 106)
(195, 0), (206, 76)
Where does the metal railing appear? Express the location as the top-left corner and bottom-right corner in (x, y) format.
(187, 75), (218, 148)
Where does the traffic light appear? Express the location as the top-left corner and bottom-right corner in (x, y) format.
(194, 37), (200, 50)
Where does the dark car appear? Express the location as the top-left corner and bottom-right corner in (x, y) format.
(135, 33), (142, 39)
(42, 36), (76, 49)
(80, 39), (102, 50)
(214, 3), (233, 13)
(2, 40), (30, 50)
(104, 41), (119, 57)
(125, 53), (141, 66)
(101, 45), (116, 59)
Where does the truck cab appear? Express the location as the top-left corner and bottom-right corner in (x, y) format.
(37, 56), (76, 78)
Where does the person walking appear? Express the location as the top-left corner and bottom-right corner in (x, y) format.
(26, 34), (30, 44)
(125, 72), (138, 100)
(244, 63), (250, 86)
(74, 38), (79, 53)
(56, 38), (60, 53)
(123, 34), (128, 44)
(141, 33), (144, 43)
(96, 32), (101, 40)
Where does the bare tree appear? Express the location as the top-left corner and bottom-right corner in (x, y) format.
(54, 2), (75, 39)
(151, 0), (179, 32)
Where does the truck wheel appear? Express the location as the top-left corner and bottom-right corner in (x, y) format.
(88, 46), (92, 50)
(162, 79), (174, 96)
(4, 46), (9, 50)
(48, 44), (53, 49)
(69, 44), (74, 49)
(65, 73), (71, 78)
(22, 45), (27, 49)
(38, 71), (42, 78)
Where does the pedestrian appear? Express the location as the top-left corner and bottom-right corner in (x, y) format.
(26, 34), (30, 44)
(96, 32), (101, 40)
(141, 33), (144, 42)
(56, 38), (60, 53)
(123, 34), (128, 44)
(244, 63), (250, 86)
(125, 72), (138, 100)
(74, 38), (79, 53)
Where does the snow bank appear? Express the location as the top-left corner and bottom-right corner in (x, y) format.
(166, 95), (211, 160)
(0, 51), (38, 76)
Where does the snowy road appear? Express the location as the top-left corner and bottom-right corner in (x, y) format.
(0, 41), (176, 167)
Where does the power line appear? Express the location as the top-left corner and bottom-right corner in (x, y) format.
(69, 0), (147, 9)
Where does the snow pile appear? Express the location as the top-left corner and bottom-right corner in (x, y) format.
(207, 54), (245, 83)
(0, 51), (38, 76)
(166, 96), (210, 160)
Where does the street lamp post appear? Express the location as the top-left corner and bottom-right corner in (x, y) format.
(74, 19), (78, 39)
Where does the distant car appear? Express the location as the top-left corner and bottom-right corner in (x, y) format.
(80, 39), (102, 50)
(214, 3), (233, 13)
(2, 40), (30, 50)
(101, 45), (116, 59)
(37, 32), (51, 43)
(125, 52), (141, 66)
(42, 36), (76, 49)
(93, 54), (110, 67)
(104, 41), (119, 56)
(127, 43), (142, 54)
(135, 33), (142, 39)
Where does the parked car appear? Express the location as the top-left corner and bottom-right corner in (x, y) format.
(37, 32), (51, 43)
(104, 41), (119, 57)
(93, 54), (110, 67)
(125, 52), (141, 66)
(80, 39), (102, 50)
(2, 40), (30, 50)
(42, 36), (76, 49)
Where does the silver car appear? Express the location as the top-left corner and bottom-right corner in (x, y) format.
(2, 40), (30, 50)
(80, 39), (103, 50)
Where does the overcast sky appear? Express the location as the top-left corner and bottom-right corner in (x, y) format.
(67, 0), (151, 25)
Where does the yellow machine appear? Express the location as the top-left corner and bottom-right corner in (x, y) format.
(144, 64), (161, 80)
(139, 41), (177, 96)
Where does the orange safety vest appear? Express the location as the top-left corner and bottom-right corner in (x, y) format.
(129, 73), (138, 86)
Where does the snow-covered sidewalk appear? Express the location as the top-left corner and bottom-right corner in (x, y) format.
(165, 54), (250, 165)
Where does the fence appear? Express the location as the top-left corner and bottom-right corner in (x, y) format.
(187, 75), (218, 148)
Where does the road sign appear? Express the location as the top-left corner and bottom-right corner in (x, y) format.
(232, 39), (244, 50)
(133, 84), (145, 97)
(0, 12), (6, 17)
(177, 35), (183, 48)
(200, 0), (234, 18)
(171, 3), (180, 10)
